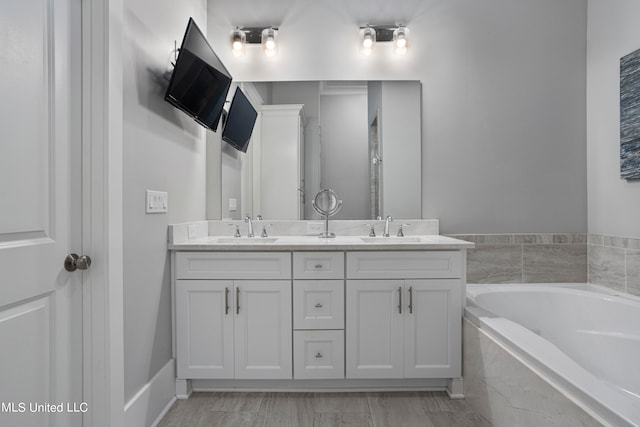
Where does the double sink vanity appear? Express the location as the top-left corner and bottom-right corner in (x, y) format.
(168, 220), (473, 398)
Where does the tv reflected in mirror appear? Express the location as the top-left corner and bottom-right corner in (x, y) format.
(222, 87), (258, 152)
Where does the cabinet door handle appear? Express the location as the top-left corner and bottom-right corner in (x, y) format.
(314, 263), (323, 269)
(315, 303), (323, 308)
(315, 352), (323, 358)
(225, 287), (230, 315)
(236, 287), (240, 314)
(398, 286), (402, 314)
(408, 286), (413, 314)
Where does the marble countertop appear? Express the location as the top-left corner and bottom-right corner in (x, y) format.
(168, 235), (474, 251)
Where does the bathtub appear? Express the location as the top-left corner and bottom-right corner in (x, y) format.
(466, 283), (640, 427)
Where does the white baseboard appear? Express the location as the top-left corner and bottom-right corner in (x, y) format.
(124, 359), (176, 427)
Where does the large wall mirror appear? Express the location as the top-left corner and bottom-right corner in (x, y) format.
(215, 80), (422, 221)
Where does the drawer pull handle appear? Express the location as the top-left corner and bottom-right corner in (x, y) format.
(315, 352), (323, 358)
(314, 263), (324, 269)
(236, 287), (240, 315)
(225, 287), (230, 315)
(398, 286), (402, 314)
(314, 303), (323, 308)
(409, 286), (413, 314)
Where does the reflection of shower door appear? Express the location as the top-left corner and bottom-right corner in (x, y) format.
(369, 114), (382, 219)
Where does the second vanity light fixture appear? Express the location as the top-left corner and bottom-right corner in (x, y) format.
(231, 26), (279, 57)
(360, 24), (409, 56)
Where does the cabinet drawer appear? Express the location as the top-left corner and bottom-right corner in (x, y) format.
(293, 280), (344, 330)
(176, 252), (291, 280)
(346, 251), (461, 279)
(294, 330), (344, 380)
(293, 252), (344, 279)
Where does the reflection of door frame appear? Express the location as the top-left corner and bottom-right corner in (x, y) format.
(239, 83), (266, 219)
(82, 0), (125, 425)
(369, 110), (382, 220)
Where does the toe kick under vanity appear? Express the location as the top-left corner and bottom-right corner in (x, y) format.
(168, 221), (474, 398)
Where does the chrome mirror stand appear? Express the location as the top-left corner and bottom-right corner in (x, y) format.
(311, 189), (342, 238)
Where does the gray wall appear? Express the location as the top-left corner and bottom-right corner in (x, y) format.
(122, 0), (207, 405)
(208, 0), (588, 234)
(587, 0), (640, 239)
(586, 1), (640, 295)
(320, 93), (369, 219)
(380, 81), (422, 219)
(220, 82), (243, 220)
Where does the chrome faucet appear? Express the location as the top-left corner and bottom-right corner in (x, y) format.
(397, 223), (410, 237)
(245, 215), (254, 238)
(383, 215), (393, 237)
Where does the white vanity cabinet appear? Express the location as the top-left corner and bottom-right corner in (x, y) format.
(175, 252), (292, 380)
(345, 251), (462, 379)
(171, 243), (469, 395)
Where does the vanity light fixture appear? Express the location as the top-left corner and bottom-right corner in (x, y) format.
(360, 24), (409, 56)
(230, 26), (279, 58)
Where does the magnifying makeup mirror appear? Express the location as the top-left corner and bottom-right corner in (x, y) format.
(312, 189), (342, 238)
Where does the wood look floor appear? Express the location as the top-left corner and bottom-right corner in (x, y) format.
(158, 391), (492, 427)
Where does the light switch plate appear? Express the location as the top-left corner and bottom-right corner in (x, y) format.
(187, 224), (197, 239)
(146, 190), (168, 213)
(229, 198), (238, 212)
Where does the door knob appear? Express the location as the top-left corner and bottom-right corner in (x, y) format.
(64, 253), (92, 272)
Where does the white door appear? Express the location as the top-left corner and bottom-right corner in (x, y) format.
(176, 280), (234, 379)
(0, 0), (83, 426)
(404, 280), (462, 378)
(346, 280), (404, 379)
(234, 280), (292, 379)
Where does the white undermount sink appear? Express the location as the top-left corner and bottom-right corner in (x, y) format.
(215, 237), (279, 244)
(360, 237), (422, 243)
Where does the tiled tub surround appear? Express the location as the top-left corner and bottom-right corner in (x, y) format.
(446, 234), (588, 284)
(466, 283), (640, 426)
(588, 234), (640, 296)
(463, 319), (602, 427)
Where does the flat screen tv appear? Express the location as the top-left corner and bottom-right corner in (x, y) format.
(165, 18), (232, 131)
(222, 87), (258, 152)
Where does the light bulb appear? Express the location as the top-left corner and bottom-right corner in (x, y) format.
(230, 28), (246, 57)
(265, 38), (275, 50)
(360, 27), (376, 56)
(393, 26), (409, 55)
(261, 28), (278, 57)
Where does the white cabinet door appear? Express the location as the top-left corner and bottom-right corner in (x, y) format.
(176, 280), (234, 379)
(404, 280), (462, 378)
(234, 280), (292, 379)
(346, 280), (404, 378)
